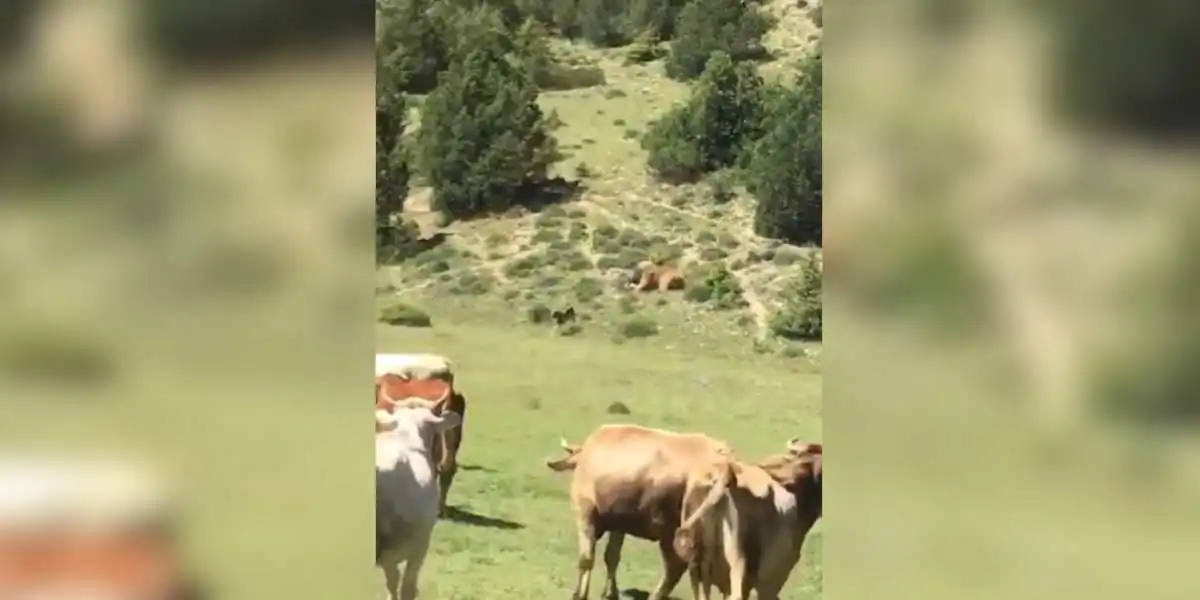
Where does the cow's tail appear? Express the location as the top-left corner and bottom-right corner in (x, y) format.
(545, 437), (582, 471)
(674, 461), (735, 562)
(679, 462), (735, 532)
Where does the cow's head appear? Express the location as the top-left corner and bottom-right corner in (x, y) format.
(762, 441), (822, 518)
(375, 392), (462, 452)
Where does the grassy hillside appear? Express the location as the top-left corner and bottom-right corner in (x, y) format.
(377, 307), (821, 599)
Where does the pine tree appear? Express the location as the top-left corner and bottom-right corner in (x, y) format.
(666, 0), (772, 81)
(376, 0), (453, 94)
(751, 45), (822, 245)
(375, 57), (417, 262)
(770, 251), (823, 340)
(642, 52), (765, 183)
(417, 8), (559, 220)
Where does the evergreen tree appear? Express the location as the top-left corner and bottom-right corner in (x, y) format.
(642, 52), (765, 183)
(376, 0), (454, 94)
(417, 9), (559, 220)
(750, 45), (822, 245)
(770, 252), (823, 341)
(375, 58), (417, 261)
(665, 0), (772, 81)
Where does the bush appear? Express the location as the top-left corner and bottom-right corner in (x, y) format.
(619, 316), (660, 338)
(379, 303), (433, 327)
(665, 0), (773, 81)
(769, 252), (822, 340)
(567, 222), (590, 242)
(624, 29), (667, 64)
(417, 7), (560, 220)
(533, 228), (563, 243)
(685, 263), (745, 310)
(643, 53), (767, 183)
(614, 248), (650, 269)
(505, 254), (545, 278)
(572, 277), (605, 302)
(561, 250), (595, 271)
(750, 44), (822, 245)
(451, 271), (495, 295)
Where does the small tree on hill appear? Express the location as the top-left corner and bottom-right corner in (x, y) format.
(770, 251), (822, 341)
(751, 45), (822, 245)
(417, 8), (560, 221)
(642, 52), (765, 183)
(376, 60), (420, 262)
(665, 0), (772, 81)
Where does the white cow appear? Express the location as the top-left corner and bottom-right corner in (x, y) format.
(375, 353), (453, 382)
(375, 392), (462, 600)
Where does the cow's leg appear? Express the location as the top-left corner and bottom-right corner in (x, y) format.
(437, 413), (464, 517)
(600, 531), (625, 600)
(399, 530), (434, 600)
(649, 538), (687, 600)
(437, 458), (457, 517)
(571, 517), (599, 600)
(687, 563), (710, 600)
(381, 561), (401, 600)
(721, 515), (748, 600)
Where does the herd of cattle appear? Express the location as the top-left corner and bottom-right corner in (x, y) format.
(374, 353), (823, 600)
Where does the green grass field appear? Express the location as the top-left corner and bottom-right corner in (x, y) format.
(376, 303), (822, 599)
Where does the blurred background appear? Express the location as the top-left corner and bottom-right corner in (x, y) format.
(827, 0), (1200, 599)
(0, 0), (375, 598)
(3, 0), (1200, 598)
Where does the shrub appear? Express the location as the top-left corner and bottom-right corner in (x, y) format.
(649, 242), (683, 264)
(644, 53), (766, 183)
(417, 8), (560, 220)
(452, 271), (495, 295)
(614, 248), (650, 269)
(770, 252), (822, 340)
(379, 303), (432, 327)
(773, 248), (802, 266)
(533, 228), (563, 243)
(619, 316), (659, 338)
(665, 0), (773, 81)
(685, 263), (745, 310)
(567, 222), (590, 242)
(572, 277), (605, 302)
(561, 250), (595, 271)
(750, 44), (822, 245)
(505, 254), (544, 278)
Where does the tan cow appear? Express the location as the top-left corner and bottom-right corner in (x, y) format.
(376, 374), (467, 517)
(673, 441), (823, 600)
(544, 424), (733, 600)
(631, 260), (686, 293)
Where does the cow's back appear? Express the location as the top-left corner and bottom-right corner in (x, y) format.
(572, 425), (729, 540)
(375, 353), (453, 382)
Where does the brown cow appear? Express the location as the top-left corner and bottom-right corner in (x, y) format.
(631, 260), (685, 293)
(544, 424), (733, 600)
(673, 442), (823, 600)
(375, 373), (468, 518)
